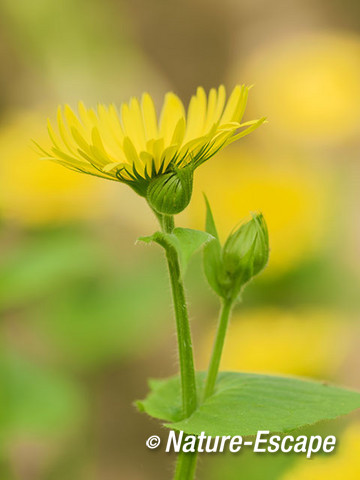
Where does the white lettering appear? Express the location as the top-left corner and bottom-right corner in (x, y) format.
(254, 431), (269, 452)
(166, 430), (183, 452)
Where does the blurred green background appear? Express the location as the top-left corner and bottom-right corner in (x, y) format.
(0, 0), (360, 479)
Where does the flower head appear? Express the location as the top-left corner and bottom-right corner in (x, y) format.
(35, 85), (265, 201)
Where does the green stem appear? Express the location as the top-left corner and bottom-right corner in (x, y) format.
(147, 210), (199, 478)
(151, 209), (173, 233)
(158, 213), (198, 479)
(164, 235), (197, 417)
(203, 299), (233, 401)
(159, 213), (197, 417)
(162, 214), (175, 233)
(174, 451), (198, 480)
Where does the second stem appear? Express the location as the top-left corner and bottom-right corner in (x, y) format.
(203, 298), (233, 400)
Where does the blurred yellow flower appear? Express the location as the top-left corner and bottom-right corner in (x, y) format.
(240, 32), (360, 145)
(35, 86), (265, 196)
(281, 422), (360, 480)
(200, 309), (350, 378)
(0, 113), (107, 225)
(188, 147), (331, 271)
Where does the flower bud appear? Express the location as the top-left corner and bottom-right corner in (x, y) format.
(203, 197), (269, 303)
(147, 165), (193, 215)
(222, 213), (269, 289)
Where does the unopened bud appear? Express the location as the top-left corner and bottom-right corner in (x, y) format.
(223, 213), (269, 287)
(203, 197), (270, 302)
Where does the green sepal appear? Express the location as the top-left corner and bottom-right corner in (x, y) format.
(138, 227), (214, 273)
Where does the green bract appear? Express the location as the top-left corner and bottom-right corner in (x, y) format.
(203, 197), (269, 301)
(147, 165), (194, 215)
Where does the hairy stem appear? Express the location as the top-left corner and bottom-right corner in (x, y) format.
(162, 214), (175, 233)
(174, 451), (198, 480)
(165, 242), (197, 417)
(203, 299), (233, 401)
(159, 214), (198, 479)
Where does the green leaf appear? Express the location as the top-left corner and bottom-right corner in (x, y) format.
(203, 197), (226, 297)
(171, 228), (214, 271)
(138, 227), (214, 272)
(137, 372), (360, 437)
(204, 194), (219, 241)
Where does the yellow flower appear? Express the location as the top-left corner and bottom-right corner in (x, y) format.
(281, 423), (360, 480)
(35, 85), (265, 196)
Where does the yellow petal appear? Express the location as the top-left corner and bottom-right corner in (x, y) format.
(161, 145), (178, 171)
(184, 87), (207, 141)
(177, 135), (208, 165)
(78, 102), (97, 130)
(96, 105), (125, 157)
(47, 119), (61, 149)
(141, 93), (158, 140)
(140, 151), (155, 176)
(151, 138), (165, 172)
(57, 107), (76, 153)
(225, 117), (267, 145)
(102, 161), (132, 181)
(108, 105), (125, 141)
(64, 105), (87, 138)
(90, 127), (115, 167)
(32, 140), (51, 157)
(121, 98), (146, 151)
(159, 92), (185, 146)
(205, 130), (236, 158)
(203, 88), (217, 132)
(170, 117), (186, 146)
(51, 147), (94, 171)
(236, 86), (249, 123)
(213, 85), (226, 124)
(220, 85), (242, 124)
(70, 126), (92, 155)
(102, 161), (128, 173)
(123, 136), (145, 177)
(217, 121), (241, 131)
